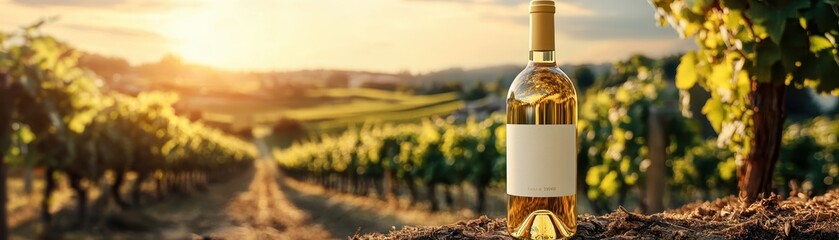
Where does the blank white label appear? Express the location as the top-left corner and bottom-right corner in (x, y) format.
(506, 124), (576, 197)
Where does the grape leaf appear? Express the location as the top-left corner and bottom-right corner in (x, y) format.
(721, 0), (747, 10)
(804, 51), (839, 94)
(676, 52), (699, 89)
(806, 2), (839, 33)
(747, 0), (811, 42)
(753, 40), (782, 83)
(780, 20), (809, 72)
(690, 0), (714, 13)
(810, 35), (834, 53)
(702, 97), (725, 133)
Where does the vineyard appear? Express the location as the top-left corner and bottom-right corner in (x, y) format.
(2, 0), (839, 238)
(273, 56), (839, 216)
(0, 22), (256, 237)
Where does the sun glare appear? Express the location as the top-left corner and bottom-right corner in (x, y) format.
(163, 2), (229, 67)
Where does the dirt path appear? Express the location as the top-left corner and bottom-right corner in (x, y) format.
(199, 160), (331, 240)
(278, 176), (476, 238)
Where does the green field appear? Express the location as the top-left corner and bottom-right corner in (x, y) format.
(189, 88), (463, 132)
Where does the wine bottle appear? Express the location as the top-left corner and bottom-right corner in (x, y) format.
(506, 0), (578, 239)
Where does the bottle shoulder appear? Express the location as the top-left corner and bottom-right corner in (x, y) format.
(507, 65), (577, 104)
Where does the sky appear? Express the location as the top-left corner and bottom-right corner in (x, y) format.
(0, 0), (695, 73)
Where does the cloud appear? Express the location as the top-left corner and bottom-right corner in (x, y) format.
(13, 0), (125, 7)
(60, 23), (167, 41)
(11, 0), (199, 12)
(558, 0), (678, 40)
(411, 0), (677, 41)
(406, 0), (524, 6)
(558, 14), (677, 40)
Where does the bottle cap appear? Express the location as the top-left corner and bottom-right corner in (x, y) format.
(530, 0), (555, 13)
(529, 0), (555, 51)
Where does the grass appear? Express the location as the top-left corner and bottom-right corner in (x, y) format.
(302, 99), (463, 132)
(189, 88), (463, 132)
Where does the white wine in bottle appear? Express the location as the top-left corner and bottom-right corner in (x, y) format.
(506, 0), (577, 239)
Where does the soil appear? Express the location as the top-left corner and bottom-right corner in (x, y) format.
(198, 160), (331, 240)
(279, 175), (474, 237)
(353, 191), (839, 239)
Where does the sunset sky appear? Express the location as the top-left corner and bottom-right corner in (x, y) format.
(0, 0), (694, 73)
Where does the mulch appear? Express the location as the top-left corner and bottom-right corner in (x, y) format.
(352, 189), (839, 239)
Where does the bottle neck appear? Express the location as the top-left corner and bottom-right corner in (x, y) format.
(530, 50), (555, 64)
(529, 1), (555, 64)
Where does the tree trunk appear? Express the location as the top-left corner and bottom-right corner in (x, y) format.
(427, 182), (439, 212)
(169, 173), (180, 193)
(383, 169), (395, 201)
(67, 172), (87, 227)
(642, 108), (667, 214)
(456, 184), (466, 210)
(350, 173), (359, 195)
(112, 170), (129, 209)
(155, 175), (164, 201)
(196, 171), (208, 192)
(1, 72), (13, 240)
(444, 185), (454, 211)
(23, 166), (33, 194)
(41, 167), (56, 225)
(0, 157), (8, 240)
(406, 177), (419, 206)
(375, 177), (385, 200)
(476, 186), (487, 214)
(132, 172), (146, 206)
(739, 82), (786, 204)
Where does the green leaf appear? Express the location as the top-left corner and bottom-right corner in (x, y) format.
(747, 0), (810, 42)
(702, 98), (725, 133)
(679, 8), (706, 37)
(806, 2), (839, 33)
(810, 35), (834, 53)
(690, 0), (714, 13)
(676, 52), (699, 90)
(723, 10), (746, 32)
(720, 0), (747, 10)
(710, 61), (734, 89)
(754, 40), (782, 83)
(780, 20), (809, 72)
(803, 51), (839, 94)
(599, 171), (620, 197)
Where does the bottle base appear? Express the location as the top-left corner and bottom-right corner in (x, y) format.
(509, 210), (573, 239)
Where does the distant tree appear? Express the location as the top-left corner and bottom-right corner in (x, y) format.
(600, 54), (654, 88)
(651, 0), (839, 203)
(463, 81), (488, 101)
(493, 76), (507, 97)
(593, 54), (655, 89)
(573, 65), (596, 90)
(77, 53), (131, 81)
(326, 72), (349, 88)
(423, 81), (464, 95)
(360, 81), (399, 91)
(136, 54), (184, 81)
